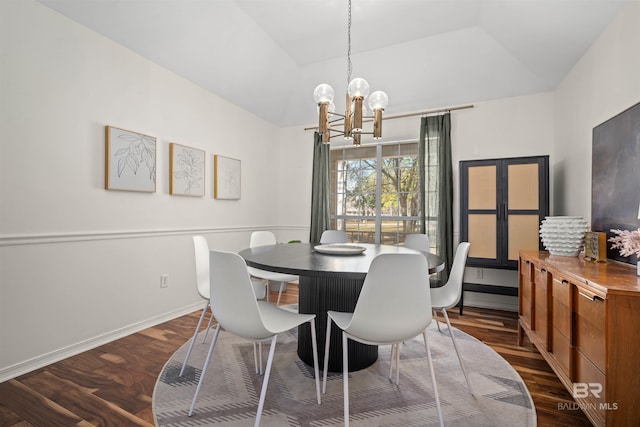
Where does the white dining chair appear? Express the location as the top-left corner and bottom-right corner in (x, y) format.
(429, 242), (473, 394)
(388, 234), (430, 382)
(179, 236), (266, 377)
(248, 231), (298, 305)
(403, 233), (430, 252)
(322, 253), (443, 427)
(319, 229), (348, 244)
(188, 250), (321, 425)
(402, 233), (439, 323)
(389, 241), (474, 396)
(402, 233), (441, 325)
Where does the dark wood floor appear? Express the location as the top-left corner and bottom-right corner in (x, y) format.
(0, 284), (591, 426)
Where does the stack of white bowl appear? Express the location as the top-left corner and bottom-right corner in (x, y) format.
(539, 216), (589, 256)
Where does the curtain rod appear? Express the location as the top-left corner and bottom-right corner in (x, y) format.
(303, 103), (474, 131)
(384, 103), (473, 120)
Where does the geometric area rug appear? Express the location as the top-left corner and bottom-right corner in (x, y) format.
(153, 321), (536, 426)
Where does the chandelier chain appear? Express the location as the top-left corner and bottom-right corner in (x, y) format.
(347, 0), (352, 88)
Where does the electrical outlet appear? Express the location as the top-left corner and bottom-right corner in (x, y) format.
(160, 274), (169, 288)
(474, 267), (483, 280)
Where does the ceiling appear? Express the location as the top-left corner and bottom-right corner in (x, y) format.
(37, 0), (632, 128)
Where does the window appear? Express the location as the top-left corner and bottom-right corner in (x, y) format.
(330, 142), (424, 245)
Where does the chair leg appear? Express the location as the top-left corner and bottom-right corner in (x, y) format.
(180, 301), (208, 377)
(388, 344), (395, 381)
(188, 324), (221, 416)
(252, 342), (264, 375)
(433, 309), (442, 333)
(309, 319), (322, 404)
(422, 330), (444, 427)
(255, 335), (278, 427)
(322, 316), (332, 393)
(395, 342), (401, 385)
(342, 332), (350, 427)
(276, 282), (285, 306)
(262, 279), (270, 303)
(201, 308), (215, 343)
(441, 308), (474, 395)
(253, 342), (259, 374)
(388, 343), (403, 385)
(249, 341), (264, 376)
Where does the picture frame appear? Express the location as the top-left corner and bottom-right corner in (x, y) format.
(105, 125), (156, 192)
(591, 100), (640, 264)
(169, 143), (205, 196)
(583, 231), (607, 262)
(214, 155), (241, 200)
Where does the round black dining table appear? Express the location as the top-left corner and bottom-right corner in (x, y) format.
(238, 242), (444, 372)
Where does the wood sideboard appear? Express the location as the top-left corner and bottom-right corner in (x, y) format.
(518, 250), (640, 426)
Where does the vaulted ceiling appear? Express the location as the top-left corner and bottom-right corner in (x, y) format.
(37, 0), (630, 128)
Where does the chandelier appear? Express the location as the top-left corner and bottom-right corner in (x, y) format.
(313, 0), (388, 145)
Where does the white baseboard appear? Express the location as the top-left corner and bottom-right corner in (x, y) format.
(0, 301), (203, 383)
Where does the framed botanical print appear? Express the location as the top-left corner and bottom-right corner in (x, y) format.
(105, 125), (156, 192)
(170, 143), (205, 196)
(214, 155), (241, 200)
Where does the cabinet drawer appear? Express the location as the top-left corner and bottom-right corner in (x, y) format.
(533, 267), (550, 349)
(521, 293), (533, 329)
(575, 350), (606, 425)
(552, 295), (571, 339)
(534, 265), (549, 287)
(574, 286), (606, 372)
(520, 258), (534, 328)
(551, 327), (572, 380)
(521, 279), (533, 303)
(533, 283), (548, 344)
(520, 258), (532, 282)
(552, 276), (571, 306)
(520, 258), (533, 281)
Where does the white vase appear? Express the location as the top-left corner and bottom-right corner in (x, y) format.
(539, 216), (589, 257)
(637, 261), (640, 277)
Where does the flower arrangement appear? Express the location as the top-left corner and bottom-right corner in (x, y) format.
(608, 228), (640, 257)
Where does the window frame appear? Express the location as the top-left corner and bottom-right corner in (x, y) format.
(329, 140), (425, 245)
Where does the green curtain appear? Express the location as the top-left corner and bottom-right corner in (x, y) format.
(419, 113), (453, 282)
(309, 132), (330, 244)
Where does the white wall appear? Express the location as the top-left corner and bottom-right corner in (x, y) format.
(275, 125), (314, 243)
(0, 0), (285, 380)
(554, 1), (640, 220)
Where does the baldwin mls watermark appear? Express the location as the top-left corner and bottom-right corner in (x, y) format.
(558, 383), (618, 412)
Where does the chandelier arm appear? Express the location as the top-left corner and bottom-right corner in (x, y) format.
(305, 105), (475, 132)
(328, 128), (346, 137)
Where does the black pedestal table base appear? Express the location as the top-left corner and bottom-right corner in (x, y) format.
(297, 275), (377, 372)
